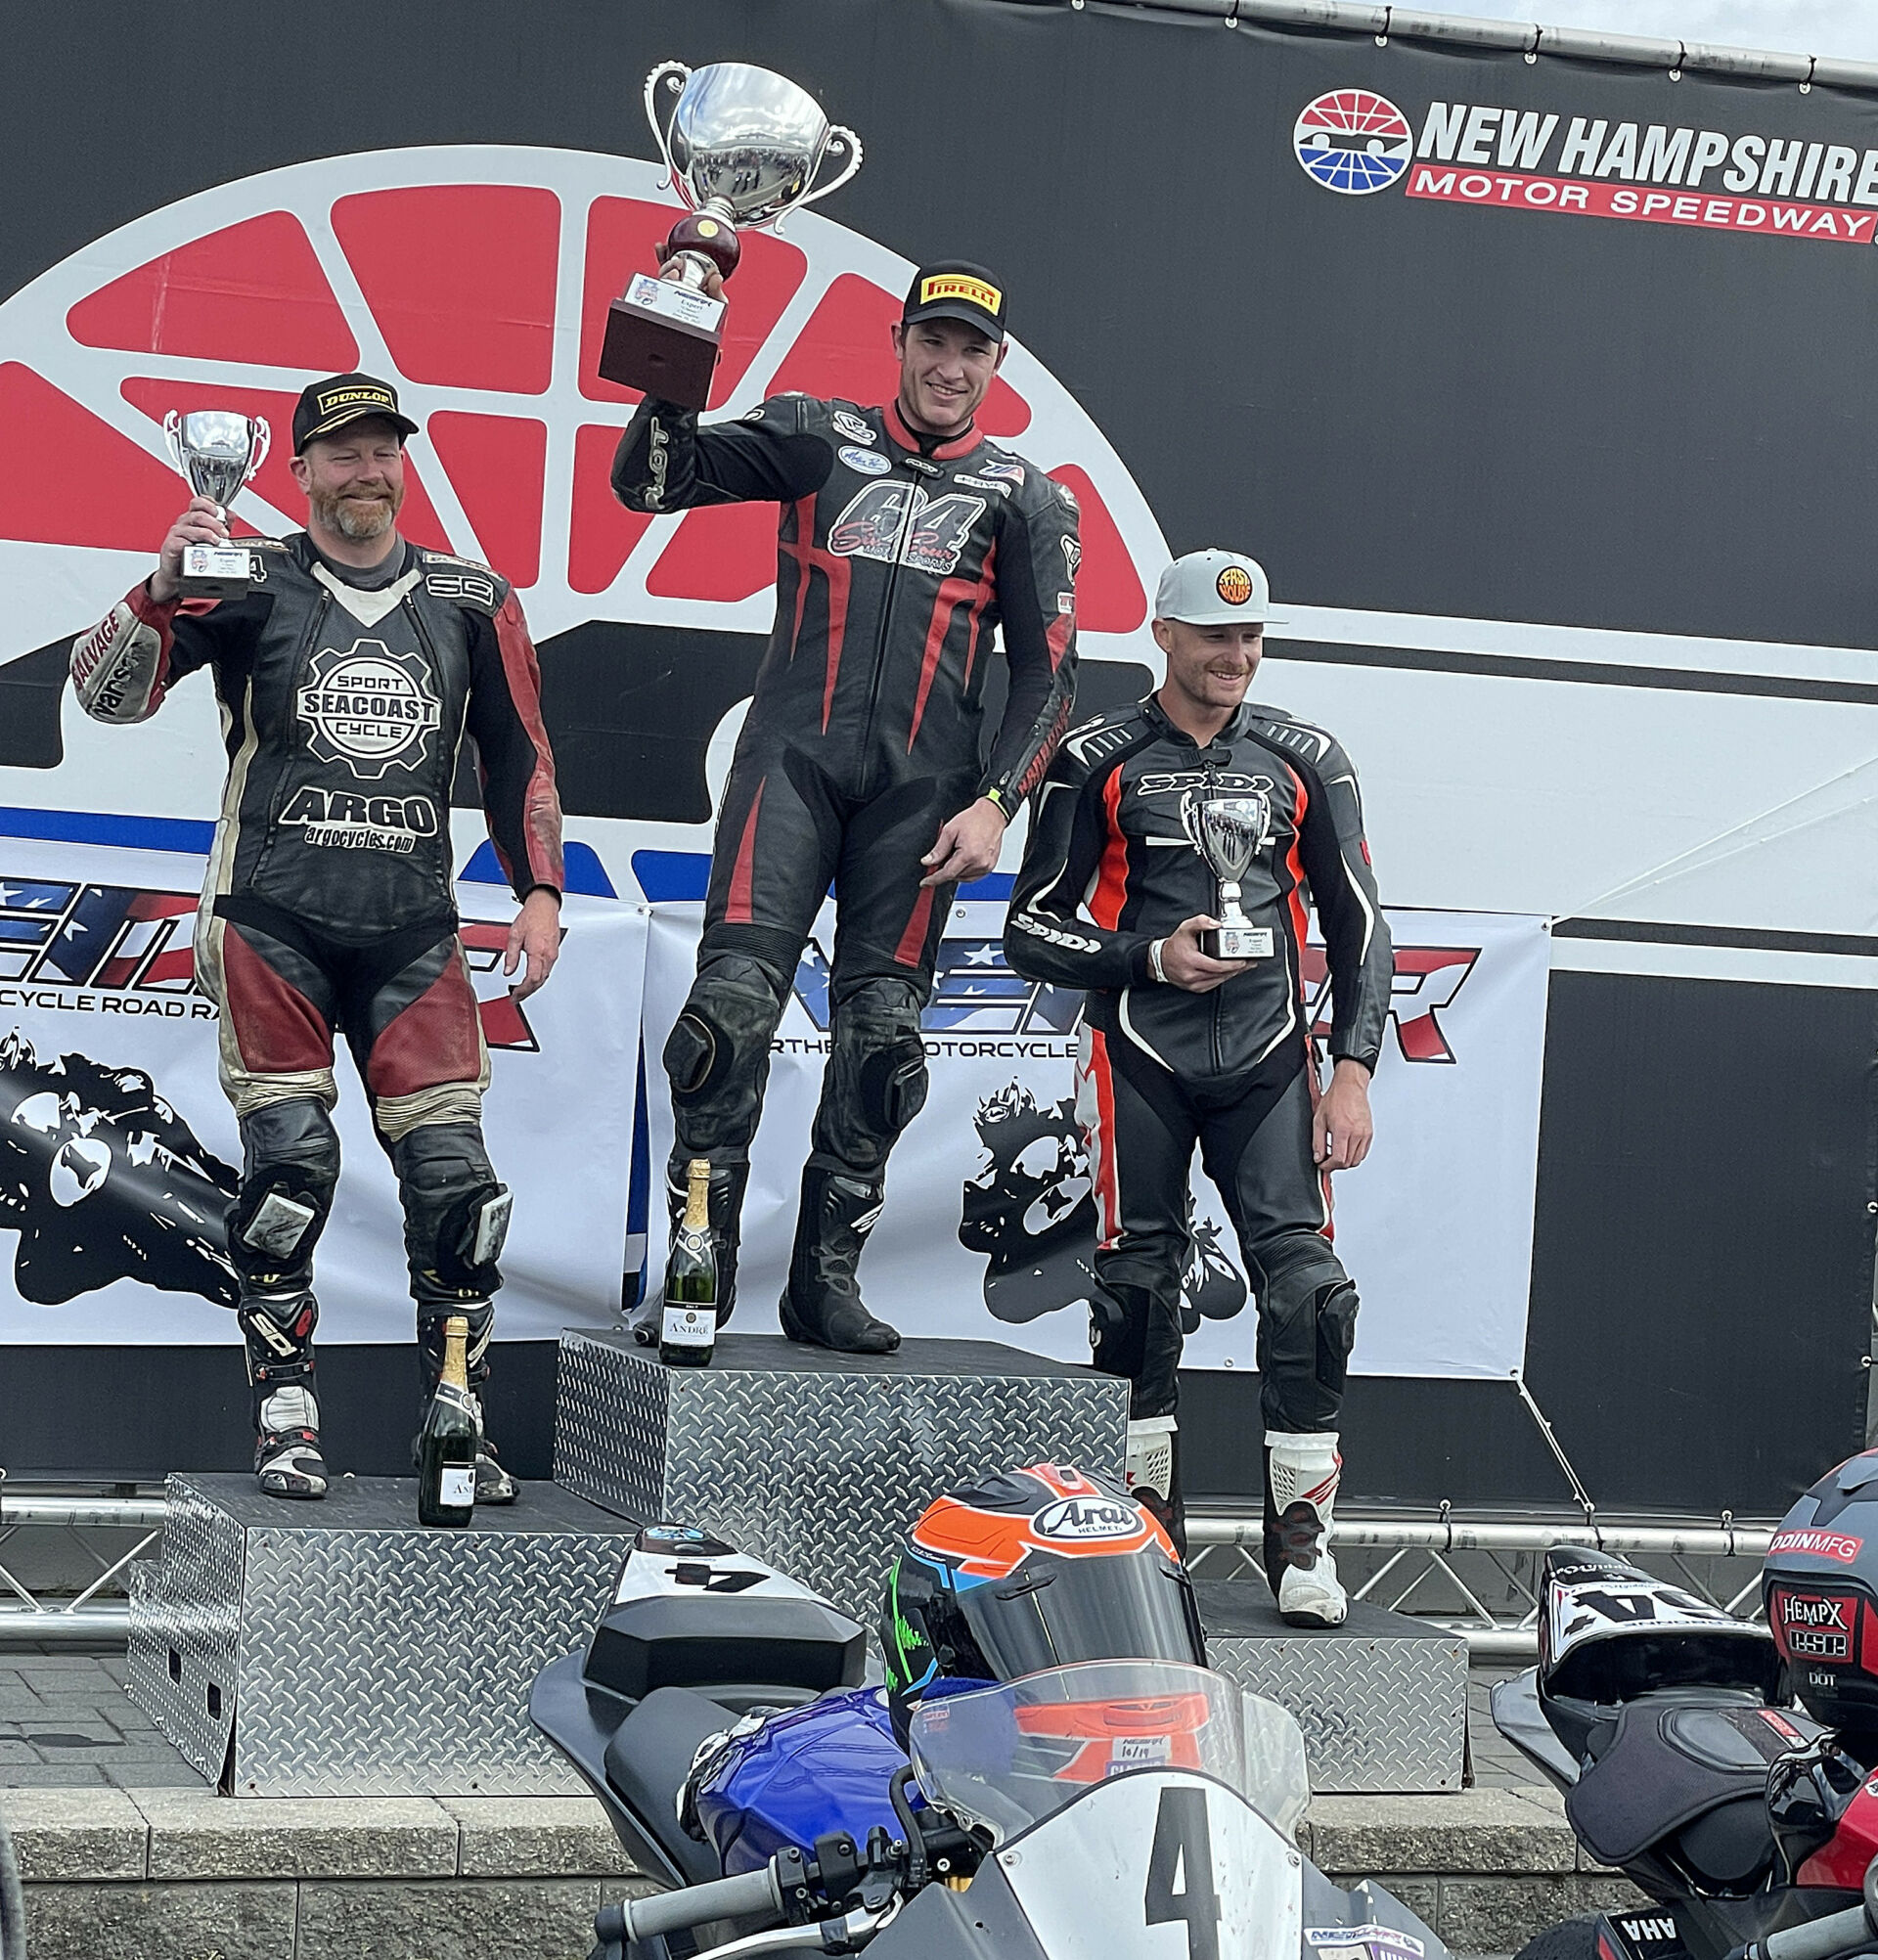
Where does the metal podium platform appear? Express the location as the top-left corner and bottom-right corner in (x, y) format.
(1197, 1579), (1468, 1794)
(126, 1473), (636, 1797)
(554, 1328), (1129, 1623)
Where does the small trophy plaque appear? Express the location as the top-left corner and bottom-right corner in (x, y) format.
(163, 411), (269, 600)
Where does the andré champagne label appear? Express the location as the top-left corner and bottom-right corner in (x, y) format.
(418, 1314), (478, 1526)
(661, 1158), (718, 1367)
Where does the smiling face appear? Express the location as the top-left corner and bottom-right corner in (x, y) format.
(891, 315), (1006, 437)
(1153, 616), (1265, 724)
(291, 417), (407, 548)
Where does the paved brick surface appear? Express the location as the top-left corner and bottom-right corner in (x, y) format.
(0, 1647), (203, 1790)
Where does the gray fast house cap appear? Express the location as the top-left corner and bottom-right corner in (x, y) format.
(1153, 549), (1283, 626)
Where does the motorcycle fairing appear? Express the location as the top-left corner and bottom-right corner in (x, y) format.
(1599, 1905), (1696, 1960)
(1540, 1547), (1780, 1715)
(993, 1766), (1302, 1960)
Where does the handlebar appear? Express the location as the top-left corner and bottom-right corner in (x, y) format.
(1722, 1856), (1878, 1960)
(610, 1861), (785, 1943)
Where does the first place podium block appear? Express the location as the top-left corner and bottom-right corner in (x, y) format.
(554, 1329), (1129, 1624)
(126, 1473), (638, 1798)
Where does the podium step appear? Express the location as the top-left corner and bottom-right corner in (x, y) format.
(1197, 1579), (1468, 1794)
(553, 1329), (1128, 1624)
(126, 1473), (637, 1798)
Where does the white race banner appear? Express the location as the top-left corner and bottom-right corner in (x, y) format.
(644, 897), (1547, 1380)
(0, 833), (647, 1346)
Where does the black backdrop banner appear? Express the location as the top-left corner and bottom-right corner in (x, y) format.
(2, 0), (1873, 1515)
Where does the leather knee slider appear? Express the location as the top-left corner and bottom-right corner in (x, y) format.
(391, 1124), (510, 1298)
(230, 1099), (339, 1282)
(663, 957), (786, 1109)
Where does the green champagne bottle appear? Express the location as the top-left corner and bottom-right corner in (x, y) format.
(660, 1158), (718, 1368)
(417, 1315), (478, 1526)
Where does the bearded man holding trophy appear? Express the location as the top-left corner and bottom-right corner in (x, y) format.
(68, 379), (563, 1502)
(1005, 551), (1391, 1627)
(606, 61), (1080, 1356)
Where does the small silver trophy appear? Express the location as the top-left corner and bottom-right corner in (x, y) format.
(163, 410), (269, 599)
(1180, 789), (1276, 961)
(599, 60), (863, 405)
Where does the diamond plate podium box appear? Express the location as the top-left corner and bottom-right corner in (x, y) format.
(554, 1329), (1129, 1624)
(126, 1473), (637, 1797)
(1197, 1580), (1467, 1794)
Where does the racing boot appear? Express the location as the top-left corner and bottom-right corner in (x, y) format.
(779, 1166), (900, 1355)
(1264, 1431), (1347, 1626)
(1093, 1281), (1187, 1550)
(416, 1305), (517, 1504)
(1126, 1414), (1185, 1559)
(239, 1287), (328, 1500)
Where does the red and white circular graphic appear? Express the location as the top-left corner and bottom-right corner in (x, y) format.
(0, 147), (1166, 828)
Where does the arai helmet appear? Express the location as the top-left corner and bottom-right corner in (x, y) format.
(880, 1463), (1204, 1744)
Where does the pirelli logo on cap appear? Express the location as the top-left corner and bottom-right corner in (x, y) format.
(316, 383), (396, 417)
(920, 273), (1003, 313)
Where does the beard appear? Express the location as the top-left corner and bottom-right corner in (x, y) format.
(309, 479), (402, 542)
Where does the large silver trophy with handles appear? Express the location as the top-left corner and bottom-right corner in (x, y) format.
(1180, 788), (1276, 961)
(163, 411), (269, 600)
(599, 61), (863, 407)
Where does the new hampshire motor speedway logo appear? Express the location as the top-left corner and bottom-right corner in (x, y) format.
(1294, 85), (1878, 245)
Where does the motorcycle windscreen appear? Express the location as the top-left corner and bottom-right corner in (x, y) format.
(908, 1659), (1309, 1845)
(998, 1766), (1303, 1960)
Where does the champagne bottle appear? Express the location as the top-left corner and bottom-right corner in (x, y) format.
(660, 1158), (718, 1368)
(417, 1314), (478, 1526)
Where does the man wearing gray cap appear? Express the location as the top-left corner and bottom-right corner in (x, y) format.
(1005, 549), (1391, 1625)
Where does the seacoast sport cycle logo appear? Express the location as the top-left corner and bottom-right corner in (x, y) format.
(1295, 84), (1878, 246)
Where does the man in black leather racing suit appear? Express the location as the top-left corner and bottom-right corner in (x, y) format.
(1005, 551), (1390, 1624)
(70, 373), (563, 1501)
(613, 262), (1079, 1353)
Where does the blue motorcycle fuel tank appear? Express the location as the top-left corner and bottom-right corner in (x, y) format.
(693, 1687), (911, 1874)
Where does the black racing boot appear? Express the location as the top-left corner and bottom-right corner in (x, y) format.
(416, 1306), (517, 1504)
(779, 1166), (900, 1355)
(239, 1288), (328, 1500)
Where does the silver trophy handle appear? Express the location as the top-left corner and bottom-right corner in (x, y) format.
(775, 126), (863, 233)
(246, 417), (271, 482)
(644, 61), (693, 197)
(161, 409), (186, 476)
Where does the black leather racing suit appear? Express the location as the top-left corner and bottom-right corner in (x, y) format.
(612, 394), (1079, 1324)
(1005, 692), (1391, 1436)
(70, 532), (562, 1463)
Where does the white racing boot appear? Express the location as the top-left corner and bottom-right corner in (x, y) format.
(1125, 1414), (1185, 1554)
(1266, 1431), (1347, 1626)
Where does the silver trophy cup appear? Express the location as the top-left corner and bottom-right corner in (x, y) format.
(1180, 790), (1276, 962)
(163, 411), (269, 600)
(599, 60), (863, 405)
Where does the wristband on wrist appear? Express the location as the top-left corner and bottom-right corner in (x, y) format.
(1147, 938), (1168, 984)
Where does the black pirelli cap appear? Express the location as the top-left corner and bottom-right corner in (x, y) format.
(902, 261), (1007, 342)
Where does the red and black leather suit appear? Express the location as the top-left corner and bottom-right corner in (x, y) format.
(1005, 693), (1391, 1434)
(612, 393), (1078, 1330)
(70, 533), (561, 1468)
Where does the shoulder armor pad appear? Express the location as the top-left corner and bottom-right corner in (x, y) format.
(247, 536), (291, 555)
(419, 552), (505, 615)
(1061, 710), (1144, 768)
(1245, 709), (1336, 766)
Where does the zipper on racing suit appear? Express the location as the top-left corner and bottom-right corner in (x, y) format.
(249, 588), (334, 887)
(855, 463), (925, 800)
